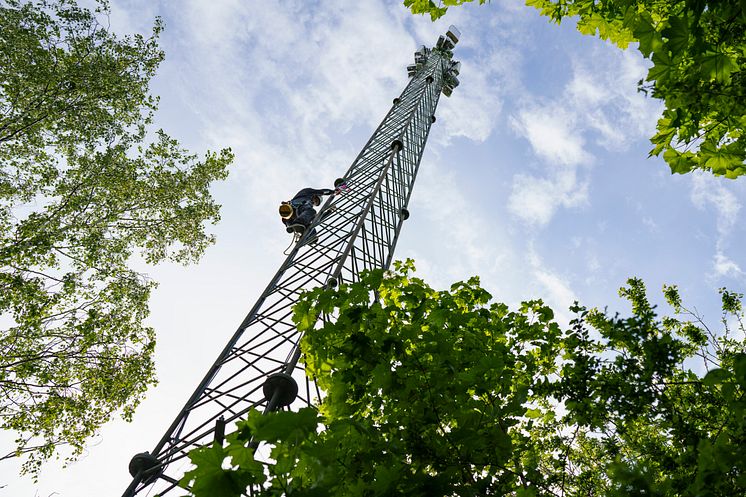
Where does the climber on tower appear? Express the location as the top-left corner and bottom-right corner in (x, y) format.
(279, 186), (336, 237)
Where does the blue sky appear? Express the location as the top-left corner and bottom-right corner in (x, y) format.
(2, 0), (746, 495)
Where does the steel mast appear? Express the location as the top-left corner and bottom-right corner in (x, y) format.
(123, 26), (462, 497)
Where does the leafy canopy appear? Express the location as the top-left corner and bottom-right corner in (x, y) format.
(406, 0), (746, 179)
(0, 0), (233, 475)
(182, 261), (746, 496)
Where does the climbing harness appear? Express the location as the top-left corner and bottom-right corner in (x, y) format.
(279, 178), (349, 255)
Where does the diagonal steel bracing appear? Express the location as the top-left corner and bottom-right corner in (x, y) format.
(123, 27), (462, 497)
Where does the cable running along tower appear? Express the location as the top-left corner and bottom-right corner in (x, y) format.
(123, 26), (462, 496)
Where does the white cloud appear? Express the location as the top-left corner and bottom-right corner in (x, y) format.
(510, 106), (591, 166)
(107, 0), (158, 35)
(508, 166), (589, 226)
(713, 253), (745, 279)
(690, 173), (744, 280)
(527, 248), (578, 326)
(506, 45), (661, 228)
(506, 96), (592, 228)
(642, 216), (659, 233)
(587, 254), (601, 273)
(534, 268), (577, 311)
(566, 50), (660, 150)
(412, 162), (509, 274)
(690, 173), (740, 238)
(437, 59), (503, 143)
(154, 0), (424, 218)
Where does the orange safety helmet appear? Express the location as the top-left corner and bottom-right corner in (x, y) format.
(279, 202), (294, 219)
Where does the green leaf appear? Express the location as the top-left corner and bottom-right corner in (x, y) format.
(703, 368), (731, 387)
(699, 51), (738, 83)
(247, 407), (318, 443)
(705, 153), (734, 175)
(632, 13), (663, 58)
(663, 149), (695, 174)
(733, 353), (746, 387)
(182, 445), (250, 497)
(525, 408), (542, 418)
(662, 16), (690, 56)
(647, 50), (675, 83)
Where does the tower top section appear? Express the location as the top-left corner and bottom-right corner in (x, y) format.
(437, 25), (461, 52)
(406, 25), (461, 97)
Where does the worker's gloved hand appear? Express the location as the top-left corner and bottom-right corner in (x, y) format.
(333, 178), (348, 194)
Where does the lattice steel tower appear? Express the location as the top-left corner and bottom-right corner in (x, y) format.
(123, 26), (462, 497)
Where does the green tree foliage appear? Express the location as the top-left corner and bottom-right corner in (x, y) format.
(0, 0), (233, 475)
(404, 0), (489, 20)
(183, 261), (745, 496)
(406, 0), (746, 179)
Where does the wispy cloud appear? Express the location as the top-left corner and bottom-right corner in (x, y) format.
(690, 173), (743, 280)
(690, 174), (740, 238)
(412, 161), (511, 277)
(713, 253), (745, 279)
(506, 46), (660, 228)
(511, 106), (592, 166)
(506, 103), (591, 227)
(158, 0), (423, 214)
(565, 49), (660, 150)
(508, 166), (589, 226)
(437, 59), (503, 144)
(527, 247), (578, 326)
